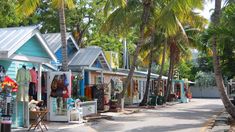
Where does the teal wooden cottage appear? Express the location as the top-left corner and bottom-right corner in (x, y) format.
(0, 26), (57, 128)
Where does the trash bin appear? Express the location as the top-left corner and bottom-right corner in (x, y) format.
(148, 95), (157, 106)
(1, 115), (11, 132)
(157, 96), (164, 105)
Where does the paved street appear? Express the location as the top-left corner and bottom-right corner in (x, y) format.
(62, 99), (223, 132)
(13, 98), (223, 132)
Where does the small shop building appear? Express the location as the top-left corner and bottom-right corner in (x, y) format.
(0, 26), (57, 128)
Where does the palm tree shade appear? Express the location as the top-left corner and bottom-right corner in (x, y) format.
(121, 0), (152, 100)
(211, 0), (235, 118)
(17, 0), (74, 71)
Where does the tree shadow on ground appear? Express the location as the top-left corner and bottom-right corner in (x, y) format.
(89, 119), (124, 131)
(141, 103), (223, 121)
(125, 123), (201, 132)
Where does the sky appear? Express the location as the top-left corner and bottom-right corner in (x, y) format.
(201, 1), (215, 20)
(201, 1), (227, 20)
(191, 1), (214, 59)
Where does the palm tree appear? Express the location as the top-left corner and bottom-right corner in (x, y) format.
(101, 0), (151, 100)
(102, 0), (206, 103)
(139, 30), (155, 106)
(155, 37), (167, 94)
(164, 26), (207, 101)
(121, 0), (152, 101)
(138, 27), (166, 105)
(17, 0), (74, 71)
(211, 0), (235, 118)
(156, 1), (206, 101)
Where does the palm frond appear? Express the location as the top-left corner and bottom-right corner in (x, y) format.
(104, 0), (127, 16)
(17, 0), (40, 16)
(101, 0), (141, 35)
(52, 0), (74, 9)
(65, 0), (75, 9)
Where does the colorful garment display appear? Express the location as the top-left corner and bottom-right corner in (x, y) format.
(29, 68), (37, 83)
(2, 76), (18, 92)
(29, 82), (36, 97)
(92, 85), (104, 110)
(29, 68), (37, 99)
(16, 67), (31, 83)
(50, 74), (69, 99)
(85, 86), (92, 100)
(16, 67), (31, 102)
(0, 65), (5, 82)
(133, 80), (138, 96)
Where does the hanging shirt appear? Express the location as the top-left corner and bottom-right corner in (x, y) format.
(16, 67), (31, 84)
(29, 69), (37, 83)
(16, 67), (31, 102)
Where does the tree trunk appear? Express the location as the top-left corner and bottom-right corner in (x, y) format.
(212, 0), (235, 118)
(156, 39), (167, 95)
(123, 38), (127, 69)
(165, 41), (175, 102)
(59, 0), (68, 71)
(121, 0), (151, 98)
(165, 56), (173, 101)
(140, 49), (153, 106)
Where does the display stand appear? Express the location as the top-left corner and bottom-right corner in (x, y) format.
(47, 71), (71, 121)
(0, 76), (17, 132)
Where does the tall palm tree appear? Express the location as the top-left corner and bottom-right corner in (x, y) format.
(122, 0), (152, 101)
(138, 27), (166, 105)
(102, 0), (151, 100)
(17, 0), (74, 71)
(139, 49), (153, 106)
(102, 0), (206, 103)
(211, 0), (235, 118)
(164, 25), (207, 101)
(139, 30), (155, 106)
(156, 38), (167, 95)
(157, 1), (206, 101)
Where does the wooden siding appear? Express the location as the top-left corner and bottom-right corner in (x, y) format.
(54, 39), (78, 64)
(0, 60), (35, 80)
(92, 59), (102, 68)
(15, 36), (50, 58)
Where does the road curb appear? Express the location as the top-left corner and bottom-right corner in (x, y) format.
(200, 108), (225, 132)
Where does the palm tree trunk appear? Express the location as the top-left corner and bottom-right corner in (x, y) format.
(165, 56), (173, 101)
(59, 0), (68, 71)
(140, 49), (153, 106)
(165, 41), (175, 102)
(121, 0), (151, 98)
(123, 38), (127, 69)
(212, 0), (235, 118)
(156, 39), (167, 95)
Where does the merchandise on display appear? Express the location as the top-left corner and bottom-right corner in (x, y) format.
(0, 65), (18, 131)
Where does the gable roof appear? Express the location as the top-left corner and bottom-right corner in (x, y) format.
(69, 46), (112, 71)
(0, 26), (57, 63)
(43, 33), (79, 53)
